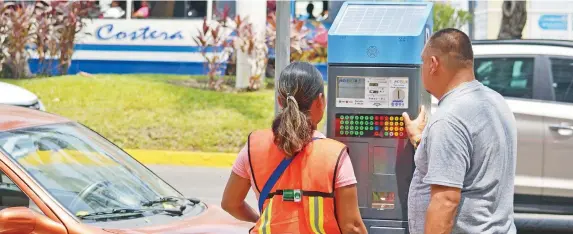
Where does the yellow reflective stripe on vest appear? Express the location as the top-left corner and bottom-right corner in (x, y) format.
(309, 196), (326, 234)
(258, 198), (273, 234)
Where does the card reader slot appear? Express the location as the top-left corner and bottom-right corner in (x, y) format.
(373, 146), (396, 175)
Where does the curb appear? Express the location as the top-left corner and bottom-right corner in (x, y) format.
(126, 149), (236, 168)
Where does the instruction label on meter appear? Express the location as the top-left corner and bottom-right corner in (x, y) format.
(336, 76), (408, 109)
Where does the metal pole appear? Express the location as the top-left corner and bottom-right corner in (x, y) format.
(275, 0), (291, 116)
(126, 0), (132, 19)
(206, 0), (213, 22)
(468, 0), (475, 40)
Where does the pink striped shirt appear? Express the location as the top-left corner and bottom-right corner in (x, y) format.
(231, 131), (357, 200)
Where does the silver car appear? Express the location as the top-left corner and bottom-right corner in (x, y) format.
(432, 39), (573, 215)
(0, 81), (45, 111)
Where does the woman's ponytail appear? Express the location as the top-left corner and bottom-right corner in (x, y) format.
(272, 95), (313, 157)
(272, 62), (324, 157)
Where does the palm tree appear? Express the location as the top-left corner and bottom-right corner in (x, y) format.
(498, 0), (527, 39)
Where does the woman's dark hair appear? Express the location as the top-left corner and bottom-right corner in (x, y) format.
(272, 62), (324, 157)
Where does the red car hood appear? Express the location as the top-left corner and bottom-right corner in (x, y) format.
(102, 205), (253, 234)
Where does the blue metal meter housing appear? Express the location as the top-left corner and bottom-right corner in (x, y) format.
(328, 1), (434, 65)
(326, 2), (434, 233)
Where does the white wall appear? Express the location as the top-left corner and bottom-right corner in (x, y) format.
(526, 0), (573, 40)
(470, 0), (573, 40)
(65, 19), (211, 63)
(472, 0), (491, 39)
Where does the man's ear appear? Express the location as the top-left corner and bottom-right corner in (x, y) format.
(430, 56), (439, 75)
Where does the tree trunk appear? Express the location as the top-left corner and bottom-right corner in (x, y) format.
(498, 0), (527, 39)
(3, 57), (33, 79)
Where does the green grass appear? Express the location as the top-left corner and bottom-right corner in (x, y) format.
(2, 74), (326, 153)
(3, 74), (275, 152)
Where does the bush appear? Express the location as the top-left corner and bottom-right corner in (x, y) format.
(193, 17), (233, 91)
(0, 1), (93, 79)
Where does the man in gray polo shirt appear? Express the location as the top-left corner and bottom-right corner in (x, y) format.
(402, 28), (517, 234)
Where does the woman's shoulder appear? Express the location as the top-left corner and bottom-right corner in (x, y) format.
(250, 128), (273, 134)
(312, 130), (342, 144)
(247, 128), (274, 139)
(313, 131), (347, 149)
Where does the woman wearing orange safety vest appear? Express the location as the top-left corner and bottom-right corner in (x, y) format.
(221, 62), (367, 234)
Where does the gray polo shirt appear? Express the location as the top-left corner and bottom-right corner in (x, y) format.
(407, 80), (517, 234)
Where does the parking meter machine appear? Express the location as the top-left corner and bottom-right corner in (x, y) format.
(326, 2), (433, 234)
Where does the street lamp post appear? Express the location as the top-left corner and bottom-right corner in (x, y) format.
(274, 0), (291, 116)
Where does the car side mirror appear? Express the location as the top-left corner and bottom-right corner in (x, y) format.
(0, 207), (66, 234)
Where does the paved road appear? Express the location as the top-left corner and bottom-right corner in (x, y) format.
(148, 165), (573, 234)
(148, 165), (258, 209)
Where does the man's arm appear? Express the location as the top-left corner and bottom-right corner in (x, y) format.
(425, 184), (462, 234)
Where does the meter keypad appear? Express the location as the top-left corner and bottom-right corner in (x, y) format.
(335, 114), (406, 139)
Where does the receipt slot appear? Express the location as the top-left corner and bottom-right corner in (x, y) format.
(326, 2), (433, 234)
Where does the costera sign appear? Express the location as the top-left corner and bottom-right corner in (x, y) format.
(78, 19), (204, 46)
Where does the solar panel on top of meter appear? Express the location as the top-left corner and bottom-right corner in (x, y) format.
(335, 5), (427, 35)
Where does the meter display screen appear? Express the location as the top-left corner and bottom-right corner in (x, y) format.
(334, 114), (407, 139)
(336, 76), (409, 109)
(337, 77), (366, 99)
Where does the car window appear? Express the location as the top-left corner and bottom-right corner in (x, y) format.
(549, 58), (573, 103)
(0, 170), (44, 215)
(0, 123), (185, 222)
(474, 57), (534, 99)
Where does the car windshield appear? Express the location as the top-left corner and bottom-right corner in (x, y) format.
(0, 122), (186, 222)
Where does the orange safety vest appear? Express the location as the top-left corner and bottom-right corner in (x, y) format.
(248, 129), (347, 234)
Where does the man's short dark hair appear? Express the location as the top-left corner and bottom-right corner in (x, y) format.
(427, 28), (474, 68)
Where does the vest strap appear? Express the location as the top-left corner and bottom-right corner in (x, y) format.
(267, 189), (334, 199)
(257, 137), (324, 213)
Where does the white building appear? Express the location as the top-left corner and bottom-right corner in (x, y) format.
(446, 0), (573, 40)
